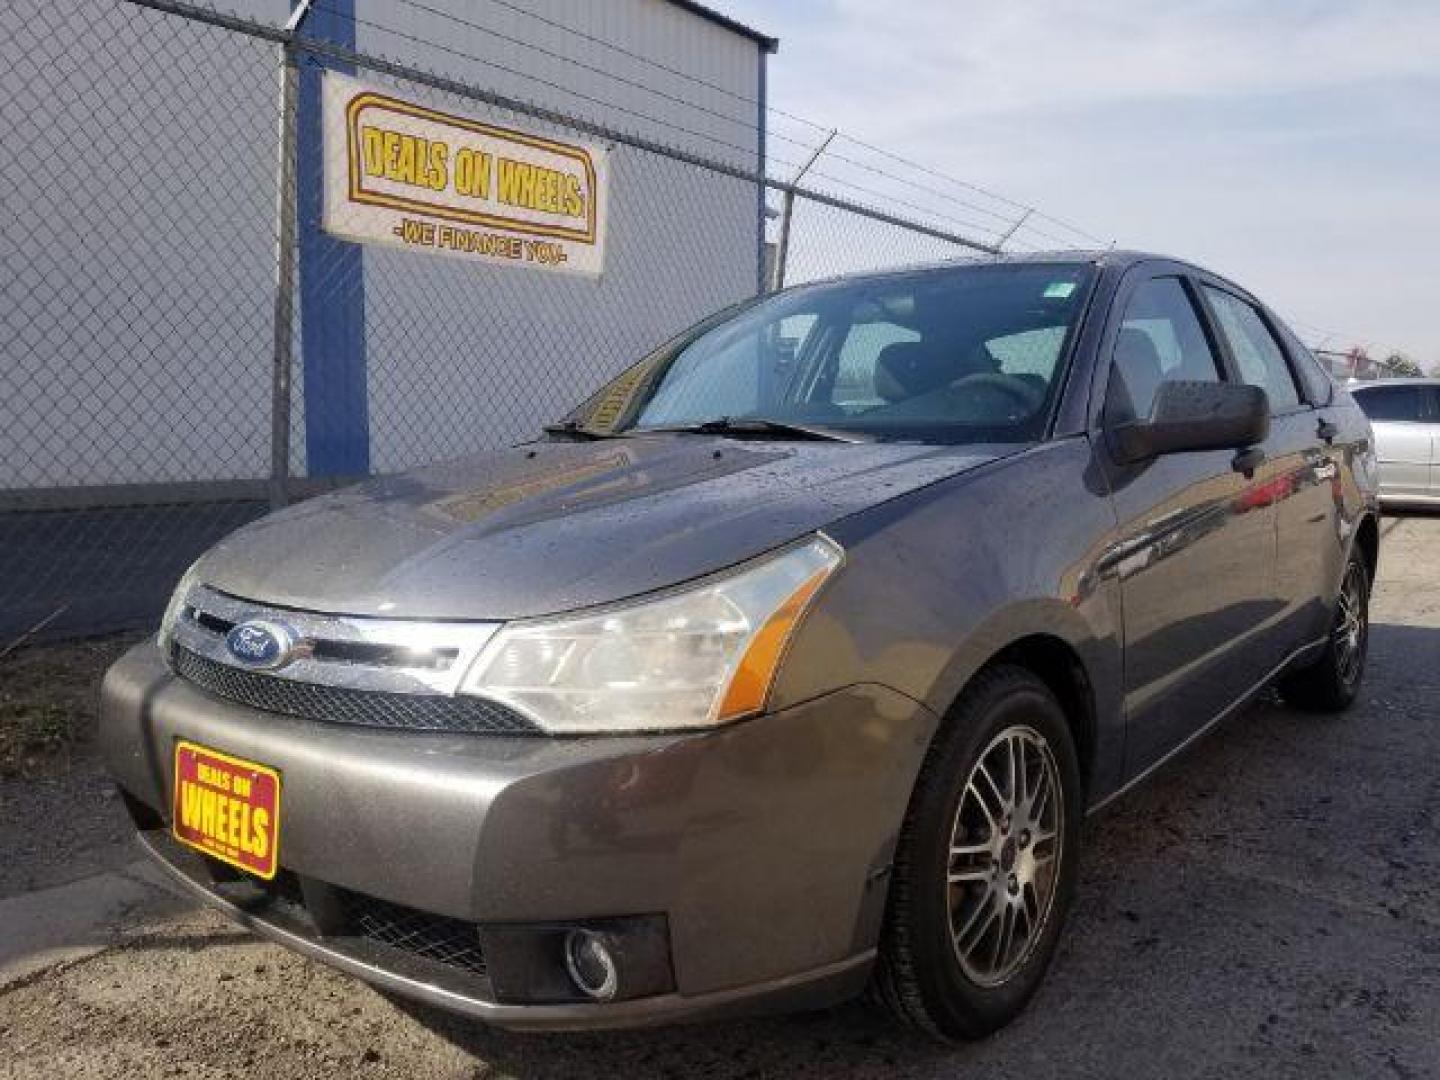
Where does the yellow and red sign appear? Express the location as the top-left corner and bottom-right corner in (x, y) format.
(172, 741), (281, 879)
(322, 73), (608, 276)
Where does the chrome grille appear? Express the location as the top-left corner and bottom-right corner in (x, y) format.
(170, 583), (501, 696)
(171, 645), (540, 734)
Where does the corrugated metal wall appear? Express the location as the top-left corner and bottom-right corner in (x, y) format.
(0, 1), (285, 489)
(0, 0), (765, 489)
(334, 0), (767, 474)
(350, 0), (762, 167)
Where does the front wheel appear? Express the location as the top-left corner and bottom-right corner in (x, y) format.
(873, 666), (1082, 1041)
(1278, 551), (1370, 712)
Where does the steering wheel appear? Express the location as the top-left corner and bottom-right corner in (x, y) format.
(950, 372), (1046, 417)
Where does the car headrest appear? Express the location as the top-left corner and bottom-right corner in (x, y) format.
(874, 341), (957, 403)
(1112, 327), (1165, 420)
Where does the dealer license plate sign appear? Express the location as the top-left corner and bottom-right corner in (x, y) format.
(172, 741), (281, 879)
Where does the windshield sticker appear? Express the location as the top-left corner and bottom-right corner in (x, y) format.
(1043, 282), (1077, 299)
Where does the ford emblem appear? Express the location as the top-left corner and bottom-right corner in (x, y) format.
(225, 619), (299, 671)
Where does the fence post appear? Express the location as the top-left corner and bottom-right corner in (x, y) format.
(754, 44), (768, 297)
(996, 208), (1032, 252)
(769, 129), (835, 293)
(267, 16), (308, 510)
(770, 187), (795, 294)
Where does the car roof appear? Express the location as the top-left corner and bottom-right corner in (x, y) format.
(791, 249), (1236, 291)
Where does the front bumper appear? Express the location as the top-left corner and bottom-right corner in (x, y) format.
(100, 642), (937, 1030)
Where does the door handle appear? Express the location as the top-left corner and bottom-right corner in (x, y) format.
(1317, 416), (1339, 444)
(1232, 446), (1266, 477)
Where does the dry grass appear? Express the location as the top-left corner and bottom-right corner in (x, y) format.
(0, 633), (144, 776)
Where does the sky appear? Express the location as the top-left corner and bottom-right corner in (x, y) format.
(723, 0), (1440, 369)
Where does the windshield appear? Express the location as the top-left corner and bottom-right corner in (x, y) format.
(563, 262), (1096, 444)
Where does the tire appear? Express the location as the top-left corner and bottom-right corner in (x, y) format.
(873, 665), (1083, 1041)
(1278, 550), (1370, 713)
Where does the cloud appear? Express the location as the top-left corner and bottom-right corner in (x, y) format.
(747, 1), (1440, 117)
(728, 0), (1440, 362)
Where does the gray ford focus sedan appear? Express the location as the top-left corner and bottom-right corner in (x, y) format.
(101, 251), (1380, 1040)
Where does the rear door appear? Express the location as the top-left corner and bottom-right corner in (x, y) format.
(1350, 384), (1436, 500)
(1095, 269), (1279, 777)
(1197, 283), (1344, 652)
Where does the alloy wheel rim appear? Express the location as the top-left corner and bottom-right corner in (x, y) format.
(946, 724), (1064, 987)
(1334, 562), (1367, 688)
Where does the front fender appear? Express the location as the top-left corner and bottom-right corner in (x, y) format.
(774, 438), (1126, 803)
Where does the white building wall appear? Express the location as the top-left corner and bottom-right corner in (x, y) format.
(0, 0), (767, 490)
(352, 0), (762, 168)
(343, 0), (766, 472)
(0, 0), (287, 490)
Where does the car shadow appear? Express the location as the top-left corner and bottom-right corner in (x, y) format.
(1382, 506), (1440, 526)
(382, 992), (945, 1078)
(379, 618), (1440, 1079)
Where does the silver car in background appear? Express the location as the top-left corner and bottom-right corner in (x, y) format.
(1349, 379), (1440, 506)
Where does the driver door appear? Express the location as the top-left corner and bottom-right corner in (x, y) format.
(1097, 270), (1280, 778)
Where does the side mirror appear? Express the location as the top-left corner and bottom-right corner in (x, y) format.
(1110, 380), (1270, 464)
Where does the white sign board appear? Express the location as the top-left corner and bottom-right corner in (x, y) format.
(322, 73), (608, 276)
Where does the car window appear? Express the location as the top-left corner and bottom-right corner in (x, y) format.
(635, 313), (822, 422)
(1106, 277), (1222, 423)
(1352, 384), (1429, 423)
(639, 326), (763, 420)
(986, 326), (1068, 377)
(1203, 288), (1301, 412)
(616, 262), (1095, 443)
(1276, 324), (1334, 406)
(831, 320), (920, 412)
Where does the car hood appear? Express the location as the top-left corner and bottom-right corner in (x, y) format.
(198, 435), (1009, 620)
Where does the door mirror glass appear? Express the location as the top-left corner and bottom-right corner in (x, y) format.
(1110, 380), (1270, 463)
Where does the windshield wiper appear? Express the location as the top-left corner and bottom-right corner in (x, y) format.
(542, 419), (618, 440)
(641, 417), (869, 443)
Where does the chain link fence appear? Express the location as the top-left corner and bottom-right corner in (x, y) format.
(1312, 348), (1430, 382)
(1, 0), (1008, 645)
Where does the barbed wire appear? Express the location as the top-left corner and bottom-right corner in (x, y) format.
(827, 135), (1109, 247)
(392, 0), (1053, 234)
(348, 0), (1020, 238)
(450, 0), (1101, 245)
(305, 4), (792, 163)
(339, 0), (1107, 247)
(301, 4), (1023, 245)
(1287, 316), (1417, 362)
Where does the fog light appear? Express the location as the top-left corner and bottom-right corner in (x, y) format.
(563, 929), (619, 1001)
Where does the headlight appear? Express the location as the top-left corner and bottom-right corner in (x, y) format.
(459, 535), (843, 733)
(157, 560), (203, 653)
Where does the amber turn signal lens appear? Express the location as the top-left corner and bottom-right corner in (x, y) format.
(717, 568), (831, 721)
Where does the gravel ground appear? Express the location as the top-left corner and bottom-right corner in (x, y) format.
(0, 634), (144, 898)
(1, 515), (1437, 1079)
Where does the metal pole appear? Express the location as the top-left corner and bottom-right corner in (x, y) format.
(996, 208), (1032, 252)
(284, 0), (316, 32)
(268, 43), (301, 510)
(754, 45), (769, 298)
(770, 188), (796, 294)
(770, 128), (835, 293)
